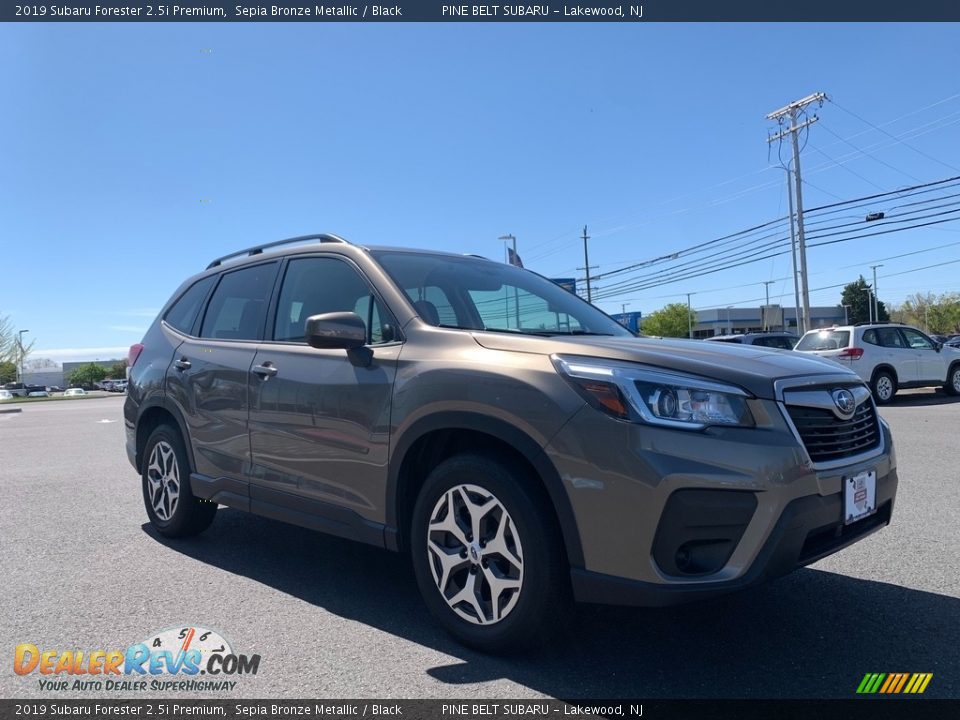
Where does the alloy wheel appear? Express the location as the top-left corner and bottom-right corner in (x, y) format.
(876, 375), (893, 401)
(426, 484), (524, 625)
(147, 440), (180, 521)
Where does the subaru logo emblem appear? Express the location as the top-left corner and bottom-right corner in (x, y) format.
(832, 388), (856, 417)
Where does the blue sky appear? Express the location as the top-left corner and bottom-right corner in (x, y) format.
(2, 22), (959, 361)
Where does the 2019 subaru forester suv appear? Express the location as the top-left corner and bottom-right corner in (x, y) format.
(125, 234), (898, 652)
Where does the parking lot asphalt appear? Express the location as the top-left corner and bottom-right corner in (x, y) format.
(1, 392), (957, 699)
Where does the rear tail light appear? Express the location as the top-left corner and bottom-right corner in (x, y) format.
(837, 347), (864, 360)
(128, 343), (144, 368)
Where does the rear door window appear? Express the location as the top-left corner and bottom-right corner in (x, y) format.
(199, 263), (278, 341)
(876, 328), (905, 348)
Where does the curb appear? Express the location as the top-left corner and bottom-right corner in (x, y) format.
(0, 407), (23, 414)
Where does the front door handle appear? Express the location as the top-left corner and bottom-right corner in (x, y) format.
(252, 363), (278, 379)
(174, 357), (191, 371)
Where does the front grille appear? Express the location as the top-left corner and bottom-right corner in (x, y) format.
(786, 399), (880, 463)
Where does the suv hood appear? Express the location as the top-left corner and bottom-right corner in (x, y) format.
(471, 333), (857, 400)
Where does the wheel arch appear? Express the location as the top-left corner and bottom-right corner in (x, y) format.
(385, 412), (584, 569)
(870, 364), (898, 383)
(134, 399), (194, 475)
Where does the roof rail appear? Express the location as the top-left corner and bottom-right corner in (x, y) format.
(206, 233), (350, 269)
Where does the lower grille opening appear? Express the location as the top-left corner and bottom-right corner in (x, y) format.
(799, 500), (892, 564)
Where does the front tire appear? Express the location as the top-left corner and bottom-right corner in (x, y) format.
(945, 364), (960, 396)
(411, 454), (571, 653)
(871, 370), (897, 404)
(141, 424), (217, 538)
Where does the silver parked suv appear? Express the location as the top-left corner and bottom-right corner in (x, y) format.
(125, 234), (898, 651)
(795, 323), (960, 404)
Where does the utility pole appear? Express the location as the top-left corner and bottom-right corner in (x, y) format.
(686, 293), (695, 339)
(577, 225), (598, 304)
(767, 92), (825, 336)
(621, 302), (631, 315)
(761, 281), (775, 330)
(871, 264), (884, 323)
(785, 168), (803, 334)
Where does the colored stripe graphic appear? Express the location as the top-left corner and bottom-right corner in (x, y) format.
(892, 673), (910, 693)
(879, 674), (896, 693)
(857, 673), (932, 694)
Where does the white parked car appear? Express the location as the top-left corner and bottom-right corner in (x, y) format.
(795, 323), (960, 403)
(27, 390), (49, 398)
(0, 389), (13, 400)
(64, 388), (87, 397)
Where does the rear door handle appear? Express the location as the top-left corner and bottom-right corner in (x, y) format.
(252, 363), (278, 379)
(174, 358), (191, 371)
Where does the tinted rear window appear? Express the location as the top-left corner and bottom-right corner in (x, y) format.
(795, 330), (850, 351)
(164, 275), (216, 335)
(752, 336), (796, 350)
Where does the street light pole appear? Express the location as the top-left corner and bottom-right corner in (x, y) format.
(686, 293), (695, 339)
(726, 306), (733, 334)
(621, 302), (631, 315)
(870, 264), (884, 323)
(17, 329), (30, 384)
(498, 234), (520, 329)
(843, 304), (851, 325)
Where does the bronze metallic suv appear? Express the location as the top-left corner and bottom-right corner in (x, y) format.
(125, 234), (898, 652)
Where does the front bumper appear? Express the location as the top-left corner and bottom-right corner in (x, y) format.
(571, 468), (896, 606)
(545, 391), (897, 605)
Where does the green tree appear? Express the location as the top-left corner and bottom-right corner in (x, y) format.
(642, 302), (696, 338)
(1, 314), (17, 364)
(894, 292), (960, 334)
(840, 277), (888, 325)
(0, 360), (17, 384)
(108, 360), (128, 379)
(68, 363), (107, 389)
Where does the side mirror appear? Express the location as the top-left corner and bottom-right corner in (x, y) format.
(305, 312), (366, 350)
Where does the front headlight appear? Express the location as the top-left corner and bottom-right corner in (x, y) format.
(553, 355), (754, 430)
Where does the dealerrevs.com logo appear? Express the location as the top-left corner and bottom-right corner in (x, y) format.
(14, 625), (260, 692)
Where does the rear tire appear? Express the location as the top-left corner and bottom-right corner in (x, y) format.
(871, 370), (897, 405)
(945, 364), (960, 396)
(141, 424), (217, 538)
(410, 454), (571, 653)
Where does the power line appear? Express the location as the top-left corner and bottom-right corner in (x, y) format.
(808, 140), (887, 191)
(591, 204), (960, 301)
(588, 178), (960, 298)
(827, 96), (960, 175)
(816, 121), (923, 183)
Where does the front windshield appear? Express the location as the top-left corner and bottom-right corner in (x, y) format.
(372, 251), (633, 337)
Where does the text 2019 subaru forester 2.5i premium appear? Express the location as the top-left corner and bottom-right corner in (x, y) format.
(125, 234), (897, 652)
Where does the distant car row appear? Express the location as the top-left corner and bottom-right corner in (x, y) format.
(702, 324), (960, 404)
(1, 384), (94, 399)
